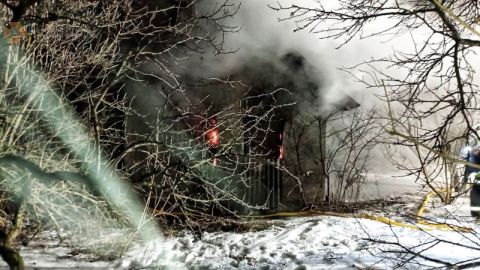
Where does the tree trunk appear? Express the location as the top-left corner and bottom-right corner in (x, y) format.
(0, 245), (24, 270)
(0, 186), (27, 270)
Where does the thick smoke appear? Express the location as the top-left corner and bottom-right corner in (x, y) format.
(130, 0), (480, 199)
(187, 0), (401, 109)
(134, 1), (418, 174)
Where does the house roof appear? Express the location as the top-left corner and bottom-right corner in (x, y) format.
(331, 94), (360, 111)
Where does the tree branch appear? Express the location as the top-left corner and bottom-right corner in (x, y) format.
(0, 154), (93, 188)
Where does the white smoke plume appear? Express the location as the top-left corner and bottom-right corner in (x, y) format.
(192, 0), (412, 109)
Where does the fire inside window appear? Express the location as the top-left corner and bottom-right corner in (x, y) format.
(204, 117), (284, 164)
(279, 133), (284, 160)
(207, 128), (219, 147)
(206, 117), (219, 147)
(206, 117), (219, 166)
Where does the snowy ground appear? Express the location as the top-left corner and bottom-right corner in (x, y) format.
(3, 190), (480, 270)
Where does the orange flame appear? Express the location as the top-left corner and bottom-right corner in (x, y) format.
(279, 132), (284, 160)
(207, 128), (219, 146)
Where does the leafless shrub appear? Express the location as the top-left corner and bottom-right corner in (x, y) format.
(0, 0), (247, 267)
(271, 1), (480, 268)
(271, 0), (480, 203)
(284, 107), (381, 206)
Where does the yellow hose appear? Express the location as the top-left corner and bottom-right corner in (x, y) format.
(416, 190), (443, 221)
(358, 213), (422, 230)
(414, 189), (473, 232)
(245, 210), (472, 233)
(151, 190), (473, 232)
(241, 210), (347, 219)
(356, 189), (472, 232)
(245, 189), (473, 233)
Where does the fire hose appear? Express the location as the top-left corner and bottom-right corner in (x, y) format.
(241, 190), (473, 233)
(151, 190), (473, 232)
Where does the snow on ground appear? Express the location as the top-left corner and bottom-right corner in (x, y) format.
(120, 206), (480, 269)
(4, 191), (480, 270)
(0, 231), (112, 269)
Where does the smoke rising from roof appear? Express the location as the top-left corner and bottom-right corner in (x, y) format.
(187, 0), (405, 111)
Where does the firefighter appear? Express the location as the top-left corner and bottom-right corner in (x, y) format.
(464, 146), (480, 217)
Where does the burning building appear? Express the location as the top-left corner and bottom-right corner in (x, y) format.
(125, 50), (359, 215)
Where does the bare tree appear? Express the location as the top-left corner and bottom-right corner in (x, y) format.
(0, 0), (244, 268)
(324, 109), (381, 203)
(271, 0), (479, 184)
(284, 106), (380, 206)
(271, 1), (480, 268)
